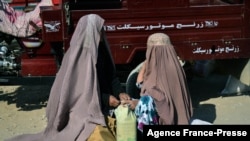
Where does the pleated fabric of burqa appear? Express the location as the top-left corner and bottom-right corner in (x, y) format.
(6, 14), (108, 141)
(140, 33), (193, 125)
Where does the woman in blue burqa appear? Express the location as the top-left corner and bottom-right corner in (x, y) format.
(6, 14), (131, 141)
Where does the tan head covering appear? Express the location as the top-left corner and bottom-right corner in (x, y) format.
(141, 33), (193, 124)
(147, 33), (172, 47)
(6, 14), (107, 141)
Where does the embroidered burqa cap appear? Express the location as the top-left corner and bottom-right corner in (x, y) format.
(6, 14), (109, 141)
(141, 33), (193, 124)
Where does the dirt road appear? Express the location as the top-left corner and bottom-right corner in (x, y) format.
(0, 84), (50, 141)
(0, 73), (250, 140)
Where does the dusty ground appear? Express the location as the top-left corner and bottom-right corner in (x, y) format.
(0, 84), (50, 141)
(1, 73), (250, 141)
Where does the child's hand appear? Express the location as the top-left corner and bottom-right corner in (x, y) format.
(127, 99), (139, 110)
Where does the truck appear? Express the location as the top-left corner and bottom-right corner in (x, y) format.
(1, 0), (249, 82)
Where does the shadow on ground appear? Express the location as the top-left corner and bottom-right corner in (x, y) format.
(188, 73), (228, 107)
(0, 77), (54, 111)
(1, 73), (249, 123)
(188, 72), (250, 123)
(0, 85), (51, 111)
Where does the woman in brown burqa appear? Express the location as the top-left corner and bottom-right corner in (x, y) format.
(128, 33), (193, 126)
(6, 14), (130, 141)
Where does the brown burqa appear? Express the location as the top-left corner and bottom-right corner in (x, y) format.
(140, 33), (193, 125)
(6, 14), (109, 141)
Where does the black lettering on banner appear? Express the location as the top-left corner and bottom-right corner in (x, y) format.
(143, 125), (249, 139)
